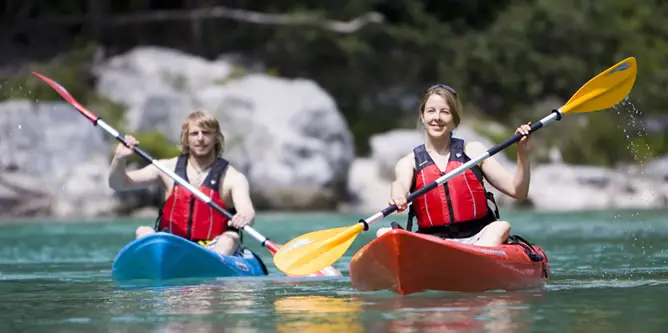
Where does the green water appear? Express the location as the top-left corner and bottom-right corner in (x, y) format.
(1, 209), (668, 332)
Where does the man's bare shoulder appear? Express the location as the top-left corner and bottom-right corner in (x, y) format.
(222, 164), (248, 184)
(152, 157), (178, 186)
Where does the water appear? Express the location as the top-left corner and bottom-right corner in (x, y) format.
(614, 98), (654, 169)
(1, 209), (668, 332)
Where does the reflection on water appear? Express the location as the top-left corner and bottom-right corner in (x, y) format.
(270, 291), (541, 333)
(274, 295), (363, 333)
(150, 282), (265, 333)
(362, 292), (538, 333)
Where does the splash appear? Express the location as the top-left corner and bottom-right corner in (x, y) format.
(611, 98), (662, 264)
(613, 97), (653, 170)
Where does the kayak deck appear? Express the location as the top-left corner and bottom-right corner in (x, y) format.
(112, 232), (268, 284)
(349, 229), (549, 294)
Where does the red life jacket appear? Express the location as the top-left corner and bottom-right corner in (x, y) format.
(408, 139), (499, 234)
(156, 154), (230, 241)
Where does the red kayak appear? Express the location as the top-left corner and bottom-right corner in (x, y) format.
(349, 229), (549, 295)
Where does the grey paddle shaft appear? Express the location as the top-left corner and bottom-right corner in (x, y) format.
(357, 109), (564, 230)
(96, 118), (270, 246)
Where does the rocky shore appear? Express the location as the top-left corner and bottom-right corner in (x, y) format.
(1, 47), (666, 219)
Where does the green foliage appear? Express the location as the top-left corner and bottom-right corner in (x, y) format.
(0, 42), (128, 139)
(234, 0), (668, 165)
(4, 0), (668, 167)
(123, 131), (181, 166)
(90, 95), (127, 133)
(554, 110), (666, 167)
(0, 43), (98, 103)
(213, 65), (250, 85)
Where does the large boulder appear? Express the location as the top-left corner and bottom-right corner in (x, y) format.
(529, 163), (667, 211)
(0, 100), (118, 218)
(95, 46), (355, 210)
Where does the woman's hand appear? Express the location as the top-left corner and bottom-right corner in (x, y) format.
(515, 122), (532, 157)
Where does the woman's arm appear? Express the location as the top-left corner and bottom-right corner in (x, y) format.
(390, 153), (417, 211)
(465, 138), (531, 201)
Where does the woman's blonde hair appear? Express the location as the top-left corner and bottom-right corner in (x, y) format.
(417, 84), (463, 129)
(179, 110), (225, 157)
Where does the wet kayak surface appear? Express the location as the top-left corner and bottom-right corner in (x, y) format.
(1, 209), (667, 332)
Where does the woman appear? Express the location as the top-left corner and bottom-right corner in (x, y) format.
(376, 84), (532, 247)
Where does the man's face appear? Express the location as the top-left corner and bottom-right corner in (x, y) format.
(187, 123), (215, 157)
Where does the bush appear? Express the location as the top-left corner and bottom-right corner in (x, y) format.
(125, 131), (181, 165)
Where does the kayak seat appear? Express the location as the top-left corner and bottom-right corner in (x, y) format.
(390, 222), (404, 230)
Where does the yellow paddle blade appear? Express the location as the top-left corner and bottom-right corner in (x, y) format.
(561, 57), (637, 114)
(274, 224), (365, 276)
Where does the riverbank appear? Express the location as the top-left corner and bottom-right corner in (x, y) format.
(1, 46), (667, 219)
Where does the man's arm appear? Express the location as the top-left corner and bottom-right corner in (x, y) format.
(108, 156), (164, 191)
(224, 166), (256, 227)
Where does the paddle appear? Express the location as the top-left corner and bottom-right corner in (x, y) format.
(272, 57), (638, 276)
(31, 72), (341, 278)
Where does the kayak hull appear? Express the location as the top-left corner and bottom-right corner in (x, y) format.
(349, 229), (549, 295)
(111, 232), (268, 283)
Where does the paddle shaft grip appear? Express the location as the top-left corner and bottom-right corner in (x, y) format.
(373, 110), (563, 225)
(488, 119), (545, 156)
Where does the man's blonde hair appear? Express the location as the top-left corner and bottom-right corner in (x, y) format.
(179, 110), (225, 157)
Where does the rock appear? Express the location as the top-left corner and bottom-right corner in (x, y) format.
(51, 157), (120, 217)
(343, 158), (391, 213)
(0, 100), (118, 218)
(95, 47), (356, 210)
(0, 170), (53, 217)
(131, 207), (160, 219)
(195, 74), (355, 210)
(94, 46), (233, 134)
(641, 154), (668, 181)
(369, 130), (422, 181)
(529, 164), (666, 211)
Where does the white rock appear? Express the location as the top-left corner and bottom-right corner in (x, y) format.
(344, 158), (391, 213)
(194, 74), (355, 209)
(95, 47), (356, 210)
(529, 164), (666, 211)
(0, 100), (117, 217)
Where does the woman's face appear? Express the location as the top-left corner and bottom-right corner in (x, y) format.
(421, 94), (455, 139)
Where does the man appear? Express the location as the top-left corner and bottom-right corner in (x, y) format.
(108, 109), (254, 256)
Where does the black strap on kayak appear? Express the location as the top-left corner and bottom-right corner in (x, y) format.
(507, 234), (544, 262)
(507, 234), (548, 278)
(406, 208), (414, 232)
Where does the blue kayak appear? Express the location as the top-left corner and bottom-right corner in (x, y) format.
(111, 232), (268, 284)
